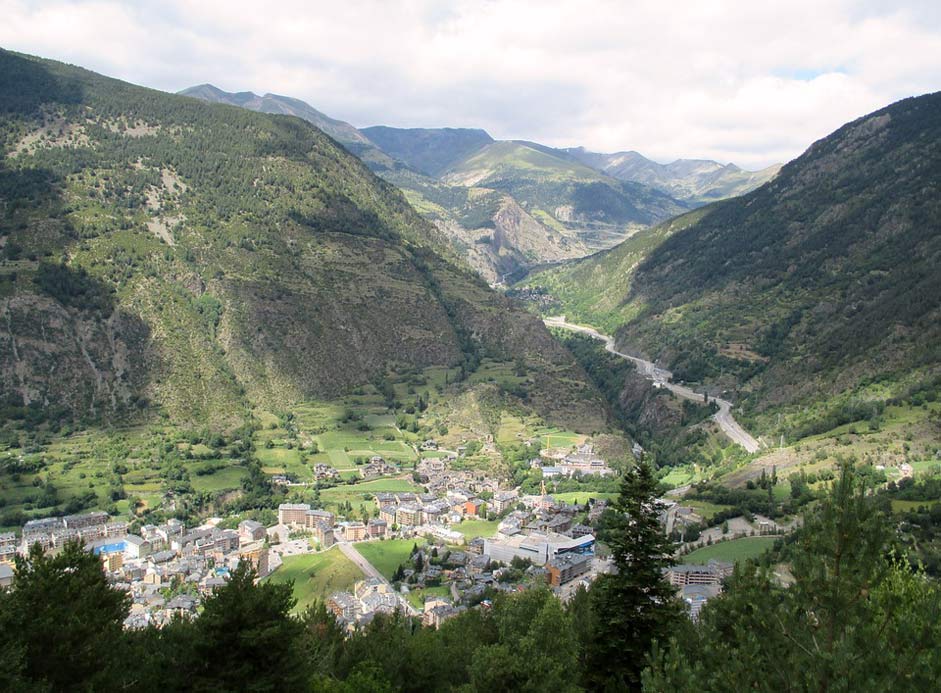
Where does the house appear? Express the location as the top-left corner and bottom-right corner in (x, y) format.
(547, 552), (592, 586)
(0, 563), (14, 589)
(124, 534), (152, 560)
(568, 524), (594, 539)
(423, 602), (463, 629)
(467, 537), (486, 555)
(279, 503), (311, 527)
(238, 540), (269, 577)
(490, 491), (519, 514)
(421, 503), (448, 525)
(468, 554), (491, 576)
(464, 499), (487, 517)
(327, 592), (357, 621)
(238, 520), (266, 545)
(305, 509), (335, 529)
(395, 505), (422, 528)
(338, 522), (367, 542)
(374, 493), (396, 508)
(312, 522), (336, 548)
(313, 464), (341, 481)
(361, 457), (397, 479)
(166, 594), (199, 617)
(367, 518), (388, 539)
(102, 552), (124, 573)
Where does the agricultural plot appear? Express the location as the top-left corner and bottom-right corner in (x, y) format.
(190, 465), (248, 493)
(684, 500), (733, 521)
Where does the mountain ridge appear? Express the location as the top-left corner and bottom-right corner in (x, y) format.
(1, 50), (608, 434)
(523, 90), (941, 433)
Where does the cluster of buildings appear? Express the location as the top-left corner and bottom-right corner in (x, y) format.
(19, 511), (128, 552)
(536, 444), (615, 478)
(327, 578), (405, 629)
(666, 561), (734, 619)
(360, 456), (398, 478)
(3, 511), (275, 626)
(374, 488), (490, 533)
(277, 503), (389, 545)
(415, 458), (501, 498)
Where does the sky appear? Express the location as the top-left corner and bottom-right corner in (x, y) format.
(2, 0), (940, 169)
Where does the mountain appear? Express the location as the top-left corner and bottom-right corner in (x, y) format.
(179, 84), (369, 147)
(380, 166), (592, 283)
(178, 84), (398, 171)
(0, 50), (607, 433)
(524, 92), (941, 429)
(564, 147), (781, 204)
(438, 139), (689, 242)
(360, 126), (494, 177)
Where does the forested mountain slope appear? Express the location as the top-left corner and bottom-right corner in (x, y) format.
(0, 50), (607, 433)
(526, 92), (941, 426)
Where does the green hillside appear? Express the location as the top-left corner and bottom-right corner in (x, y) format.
(525, 92), (941, 438)
(0, 49), (608, 436)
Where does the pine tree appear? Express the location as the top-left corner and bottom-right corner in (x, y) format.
(587, 461), (681, 690)
(0, 539), (130, 690)
(643, 463), (941, 691)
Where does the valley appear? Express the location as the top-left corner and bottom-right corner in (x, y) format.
(1, 30), (940, 693)
(544, 315), (761, 453)
(179, 86), (775, 285)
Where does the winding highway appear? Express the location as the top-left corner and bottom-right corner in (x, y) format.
(545, 316), (761, 453)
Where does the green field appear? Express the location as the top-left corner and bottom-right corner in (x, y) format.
(404, 585), (451, 609)
(354, 538), (423, 580)
(891, 499), (940, 513)
(683, 536), (777, 565)
(661, 468), (696, 486)
(190, 465), (248, 493)
(453, 519), (499, 538)
(553, 491), (618, 506)
(265, 548), (363, 614)
(684, 500), (733, 521)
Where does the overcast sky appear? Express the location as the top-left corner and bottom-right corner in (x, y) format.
(3, 0), (940, 169)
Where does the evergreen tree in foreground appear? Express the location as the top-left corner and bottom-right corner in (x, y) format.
(0, 540), (130, 691)
(643, 463), (941, 691)
(586, 461), (681, 690)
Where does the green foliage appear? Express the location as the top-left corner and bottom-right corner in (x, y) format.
(528, 93), (941, 439)
(644, 464), (941, 691)
(586, 462), (682, 689)
(0, 540), (130, 690)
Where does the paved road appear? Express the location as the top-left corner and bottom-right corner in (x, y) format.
(545, 316), (761, 453)
(337, 541), (419, 616)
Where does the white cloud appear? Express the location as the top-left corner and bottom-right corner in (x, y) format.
(1, 0), (939, 168)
